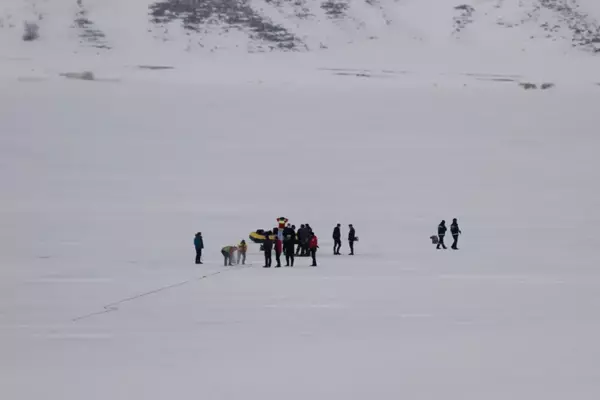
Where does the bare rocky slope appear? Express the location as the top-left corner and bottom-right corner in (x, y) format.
(149, 0), (600, 53)
(1, 0), (599, 54)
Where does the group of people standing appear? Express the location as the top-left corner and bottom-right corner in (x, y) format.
(436, 218), (462, 250)
(195, 217), (460, 267)
(293, 223), (315, 257)
(332, 223), (358, 255)
(194, 232), (249, 266)
(262, 218), (319, 267)
(197, 218), (321, 268)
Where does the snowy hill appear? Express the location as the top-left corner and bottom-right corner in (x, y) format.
(2, 0), (600, 85)
(2, 0), (600, 56)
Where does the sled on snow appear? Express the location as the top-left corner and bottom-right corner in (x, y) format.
(249, 230), (299, 244)
(249, 230), (277, 244)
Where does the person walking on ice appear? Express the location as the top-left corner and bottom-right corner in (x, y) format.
(450, 218), (462, 250)
(194, 232), (204, 264)
(333, 224), (341, 255)
(348, 224), (357, 255)
(221, 245), (237, 266)
(437, 220), (447, 250)
(237, 240), (248, 264)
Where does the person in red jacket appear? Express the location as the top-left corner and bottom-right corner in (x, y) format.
(309, 233), (319, 267)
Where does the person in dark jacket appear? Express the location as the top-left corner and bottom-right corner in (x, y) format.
(291, 225), (297, 255)
(333, 224), (342, 255)
(309, 233), (319, 266)
(306, 224), (313, 235)
(263, 232), (273, 268)
(282, 224), (295, 256)
(273, 228), (282, 268)
(450, 218), (462, 250)
(305, 224), (314, 256)
(437, 220), (447, 249)
(298, 224), (310, 256)
(194, 232), (204, 264)
(348, 224), (356, 255)
(284, 230), (295, 267)
(295, 225), (305, 256)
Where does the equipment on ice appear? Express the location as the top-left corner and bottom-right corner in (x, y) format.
(249, 229), (278, 244)
(250, 228), (298, 245)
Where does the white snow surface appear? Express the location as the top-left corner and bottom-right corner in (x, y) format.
(2, 1), (600, 399)
(3, 74), (600, 400)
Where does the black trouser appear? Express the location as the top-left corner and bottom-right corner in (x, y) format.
(285, 245), (295, 266)
(349, 240), (355, 254)
(310, 248), (317, 266)
(264, 251), (272, 267)
(301, 241), (309, 256)
(283, 241), (292, 255)
(452, 234), (459, 249)
(437, 235), (447, 249)
(195, 248), (202, 264)
(333, 239), (341, 254)
(297, 240), (307, 256)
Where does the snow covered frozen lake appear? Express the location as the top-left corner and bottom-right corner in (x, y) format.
(2, 68), (600, 399)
